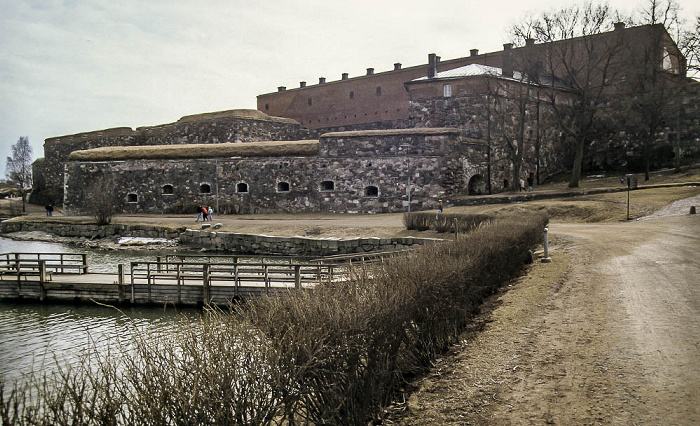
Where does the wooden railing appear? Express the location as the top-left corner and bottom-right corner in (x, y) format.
(130, 259), (337, 303)
(0, 252), (88, 276)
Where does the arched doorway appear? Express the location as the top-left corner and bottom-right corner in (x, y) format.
(468, 174), (487, 195)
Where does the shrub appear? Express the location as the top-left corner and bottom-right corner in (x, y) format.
(403, 212), (432, 231)
(1, 213), (548, 425)
(404, 212), (491, 233)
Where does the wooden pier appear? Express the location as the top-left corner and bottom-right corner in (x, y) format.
(0, 252), (350, 306)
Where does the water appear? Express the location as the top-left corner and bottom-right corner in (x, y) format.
(0, 237), (196, 387)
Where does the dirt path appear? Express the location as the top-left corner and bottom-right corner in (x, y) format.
(396, 208), (700, 424)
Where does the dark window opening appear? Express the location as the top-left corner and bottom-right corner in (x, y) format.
(127, 193), (138, 203)
(308, 98), (312, 106)
(277, 182), (290, 192)
(265, 103), (269, 111)
(162, 184), (174, 195)
(320, 180), (335, 191)
(199, 184), (211, 194)
(376, 86), (382, 95)
(349, 91), (354, 99)
(364, 186), (379, 197)
(237, 182), (249, 193)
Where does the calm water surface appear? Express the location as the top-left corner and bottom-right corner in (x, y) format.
(0, 237), (197, 386)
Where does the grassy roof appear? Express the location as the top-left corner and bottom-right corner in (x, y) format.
(320, 127), (462, 138)
(68, 140), (319, 161)
(176, 109), (299, 125)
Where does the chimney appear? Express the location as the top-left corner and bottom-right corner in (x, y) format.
(394, 62), (402, 70)
(470, 49), (479, 57)
(366, 68), (374, 75)
(277, 86), (286, 92)
(525, 38), (535, 47)
(342, 72), (349, 80)
(319, 77), (326, 84)
(428, 53), (437, 79)
(502, 43), (513, 78)
(614, 22), (626, 31)
(300, 81), (306, 88)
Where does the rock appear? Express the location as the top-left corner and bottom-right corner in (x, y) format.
(213, 223), (223, 229)
(201, 224), (211, 229)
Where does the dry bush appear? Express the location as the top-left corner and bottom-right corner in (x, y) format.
(405, 212), (491, 233)
(1, 214), (547, 425)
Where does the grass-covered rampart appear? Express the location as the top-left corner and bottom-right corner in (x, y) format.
(1, 213), (547, 425)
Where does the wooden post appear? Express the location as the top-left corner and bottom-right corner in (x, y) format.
(15, 255), (21, 297)
(234, 264), (239, 295)
(130, 263), (135, 303)
(156, 256), (162, 272)
(147, 263), (152, 304)
(294, 265), (301, 289)
(203, 264), (211, 305)
(176, 263), (182, 304)
(81, 254), (88, 274)
(39, 260), (46, 301)
(118, 264), (125, 303)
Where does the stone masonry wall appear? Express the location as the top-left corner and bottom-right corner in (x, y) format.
(0, 221), (440, 256)
(32, 111), (307, 204)
(410, 92), (568, 191)
(63, 130), (488, 215)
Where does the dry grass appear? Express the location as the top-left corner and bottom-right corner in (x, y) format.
(67, 140), (319, 161)
(446, 186), (700, 222)
(176, 109), (298, 125)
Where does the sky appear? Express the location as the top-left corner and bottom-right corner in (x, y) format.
(2, 0), (699, 177)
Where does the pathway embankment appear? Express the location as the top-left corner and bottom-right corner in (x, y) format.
(392, 196), (700, 424)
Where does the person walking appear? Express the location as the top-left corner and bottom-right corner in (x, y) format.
(527, 172), (534, 192)
(208, 206), (213, 221)
(196, 205), (203, 222)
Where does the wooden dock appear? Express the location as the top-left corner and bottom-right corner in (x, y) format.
(0, 252), (357, 306)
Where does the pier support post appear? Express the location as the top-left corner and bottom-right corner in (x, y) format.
(118, 264), (125, 303)
(39, 260), (47, 301)
(203, 264), (210, 305)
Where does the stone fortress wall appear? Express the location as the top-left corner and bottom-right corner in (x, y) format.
(31, 110), (311, 204)
(63, 128), (488, 215)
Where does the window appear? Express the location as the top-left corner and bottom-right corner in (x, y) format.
(199, 184), (211, 194)
(320, 180), (335, 191)
(349, 91), (354, 99)
(308, 98), (312, 106)
(443, 84), (452, 97)
(237, 182), (249, 193)
(265, 103), (269, 111)
(127, 193), (138, 203)
(162, 184), (174, 195)
(277, 181), (290, 192)
(364, 186), (379, 197)
(376, 86), (382, 96)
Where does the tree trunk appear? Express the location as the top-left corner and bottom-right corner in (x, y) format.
(569, 136), (585, 188)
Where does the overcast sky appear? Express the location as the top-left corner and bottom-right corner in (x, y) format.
(2, 0), (698, 176)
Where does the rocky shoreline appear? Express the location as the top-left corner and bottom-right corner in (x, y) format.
(1, 230), (181, 252)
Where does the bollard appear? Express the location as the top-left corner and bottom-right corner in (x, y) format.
(541, 227), (552, 263)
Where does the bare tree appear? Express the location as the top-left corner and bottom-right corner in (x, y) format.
(5, 136), (33, 212)
(485, 66), (535, 192)
(512, 3), (628, 187)
(85, 176), (117, 225)
(630, 0), (695, 177)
